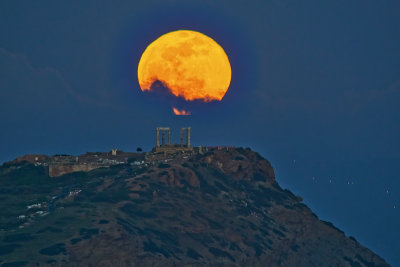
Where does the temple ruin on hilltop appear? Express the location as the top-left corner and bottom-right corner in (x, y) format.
(154, 127), (193, 153)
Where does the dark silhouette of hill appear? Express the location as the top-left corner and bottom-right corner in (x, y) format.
(0, 148), (389, 266)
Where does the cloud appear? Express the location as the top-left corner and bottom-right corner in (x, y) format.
(0, 47), (81, 115)
(0, 47), (125, 113)
(141, 80), (222, 115)
(0, 48), (88, 162)
(253, 79), (400, 118)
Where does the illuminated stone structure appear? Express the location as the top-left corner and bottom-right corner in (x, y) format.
(180, 127), (191, 148)
(154, 127), (192, 153)
(156, 127), (171, 147)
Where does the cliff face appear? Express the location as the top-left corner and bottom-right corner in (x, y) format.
(0, 148), (388, 266)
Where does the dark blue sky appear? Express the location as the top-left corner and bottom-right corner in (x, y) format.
(1, 1), (399, 264)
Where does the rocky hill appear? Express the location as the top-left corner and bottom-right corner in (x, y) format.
(0, 147), (389, 266)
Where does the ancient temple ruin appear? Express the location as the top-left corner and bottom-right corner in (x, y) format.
(154, 127), (193, 153)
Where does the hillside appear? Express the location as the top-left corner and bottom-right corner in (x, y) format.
(0, 147), (389, 266)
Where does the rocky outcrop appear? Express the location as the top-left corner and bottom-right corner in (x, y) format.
(48, 164), (101, 177)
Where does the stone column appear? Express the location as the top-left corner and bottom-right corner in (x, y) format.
(156, 128), (160, 147)
(180, 129), (183, 146)
(187, 127), (191, 148)
(168, 129), (171, 145)
(161, 130), (165, 145)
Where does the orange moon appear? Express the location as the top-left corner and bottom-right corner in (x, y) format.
(137, 30), (231, 102)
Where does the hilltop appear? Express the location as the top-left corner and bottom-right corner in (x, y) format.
(0, 147), (388, 266)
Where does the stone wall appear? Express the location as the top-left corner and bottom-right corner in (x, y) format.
(13, 154), (49, 164)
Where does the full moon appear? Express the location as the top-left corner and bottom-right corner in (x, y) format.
(137, 30), (231, 102)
